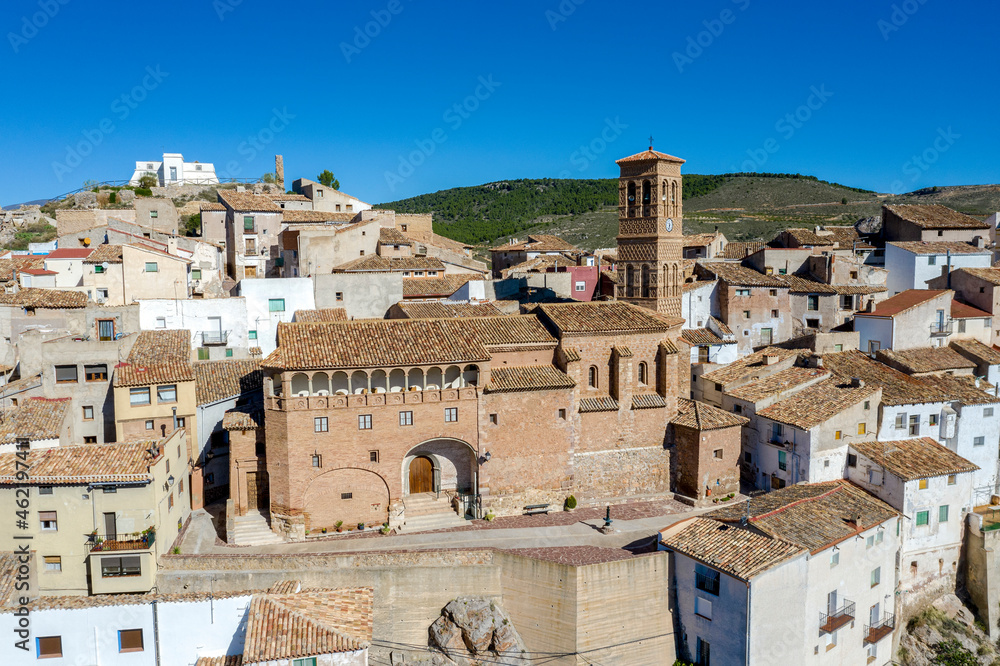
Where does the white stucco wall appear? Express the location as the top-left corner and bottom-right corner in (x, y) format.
(885, 244), (991, 295)
(138, 298), (249, 359)
(854, 316), (894, 355)
(238, 278), (316, 356)
(682, 281), (720, 329)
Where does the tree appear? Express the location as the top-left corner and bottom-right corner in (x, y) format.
(261, 172), (276, 184)
(317, 170), (340, 190)
(138, 172), (158, 189)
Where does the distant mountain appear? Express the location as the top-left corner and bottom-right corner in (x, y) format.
(3, 199), (49, 209)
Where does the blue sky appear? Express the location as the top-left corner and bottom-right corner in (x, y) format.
(1, 0), (997, 207)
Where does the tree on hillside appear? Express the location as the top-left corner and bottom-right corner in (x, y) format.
(317, 170), (340, 190)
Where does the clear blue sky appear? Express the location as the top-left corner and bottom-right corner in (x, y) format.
(1, 0), (997, 207)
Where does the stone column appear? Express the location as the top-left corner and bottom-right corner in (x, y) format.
(275, 155), (284, 191)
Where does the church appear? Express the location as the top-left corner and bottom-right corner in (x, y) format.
(226, 148), (743, 540)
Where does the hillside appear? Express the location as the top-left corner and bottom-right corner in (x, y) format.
(379, 176), (1000, 252)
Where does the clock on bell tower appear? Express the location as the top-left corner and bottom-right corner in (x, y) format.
(614, 146), (685, 317)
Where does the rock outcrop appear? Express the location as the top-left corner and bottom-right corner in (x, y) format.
(404, 597), (530, 666)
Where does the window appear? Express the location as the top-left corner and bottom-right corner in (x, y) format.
(695, 564), (720, 595)
(777, 268), (787, 275)
(840, 295), (854, 310)
(558, 408), (567, 419)
(145, 262), (158, 273)
(975, 436), (985, 447)
(82, 405), (94, 421)
(876, 531), (883, 544)
(191, 268), (202, 281)
(155, 317), (167, 329)
(335, 292), (344, 302)
(341, 492), (352, 500)
(293, 658), (318, 666)
(830, 551), (839, 567)
(94, 264), (105, 273)
(866, 535), (874, 548)
(248, 330), (257, 340)
(244, 216), (254, 231)
(489, 413), (498, 425)
(895, 413), (905, 429)
(806, 318), (820, 328)
(37, 636), (62, 659)
(857, 423), (866, 435)
(85, 364), (108, 381)
(744, 451), (752, 463)
(807, 295), (819, 311)
(929, 414), (938, 426)
(359, 414), (372, 430)
(939, 505), (949, 523)
(226, 348), (233, 358)
(103, 486), (116, 494)
(157, 384), (177, 403)
(445, 407), (458, 422)
(39, 511), (58, 531)
(733, 404), (742, 414)
(145, 420), (154, 430)
(694, 596), (713, 620)
(399, 411), (413, 426)
(38, 486), (52, 495)
(101, 555), (141, 577)
(958, 319), (967, 333)
(696, 637), (710, 666)
(119, 629), (144, 653)
(870, 566), (881, 587)
(244, 238), (256, 255)
(268, 298), (285, 312)
(735, 289), (750, 297)
(909, 414), (919, 436)
(771, 423), (783, 442)
(918, 478), (928, 490)
(370, 450), (379, 463)
(588, 366), (598, 388)
(130, 388), (150, 405)
(834, 344), (843, 352)
(150, 210), (158, 219)
(314, 417), (328, 433)
(55, 365), (78, 383)
(948, 474), (957, 485)
(312, 454), (322, 468)
(847, 453), (857, 467)
(916, 510), (929, 526)
(769, 289), (778, 297)
(928, 255), (937, 265)
(638, 362), (648, 385)
(743, 310), (750, 319)
(575, 281), (587, 292)
(778, 450), (787, 471)
(43, 556), (61, 572)
(168, 493), (174, 510)
(84, 436), (97, 444)
(987, 408), (995, 417)
(835, 430), (842, 440)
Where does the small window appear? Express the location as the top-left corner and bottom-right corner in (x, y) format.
(268, 298), (285, 312)
(226, 348), (233, 358)
(293, 658), (318, 666)
(777, 268), (787, 275)
(735, 289), (750, 297)
(336, 292), (344, 302)
(119, 629), (144, 653)
(778, 449), (787, 471)
(830, 552), (839, 567)
(103, 486), (116, 494)
(895, 413), (905, 429)
(916, 510), (929, 526)
(928, 255), (937, 265)
(445, 407), (458, 422)
(191, 268), (202, 280)
(975, 436), (985, 447)
(55, 365), (78, 383)
(82, 405), (95, 421)
(769, 289), (777, 296)
(145, 420), (154, 430)
(712, 449), (723, 460)
(85, 364), (108, 381)
(399, 411), (413, 426)
(744, 452), (752, 463)
(101, 555), (141, 577)
(43, 556), (61, 572)
(248, 330), (257, 340)
(694, 596), (713, 620)
(806, 318), (820, 328)
(145, 262), (158, 273)
(588, 366), (598, 388)
(341, 492), (352, 500)
(314, 417), (328, 433)
(929, 414), (938, 426)
(575, 281), (587, 292)
(835, 430), (842, 440)
(84, 436), (97, 444)
(37, 636), (62, 659)
(558, 408), (567, 419)
(939, 505), (949, 523)
(39, 511), (58, 531)
(807, 295), (819, 311)
(909, 414), (919, 436)
(857, 423), (866, 435)
(157, 385), (177, 403)
(638, 362), (648, 385)
(370, 450), (379, 463)
(847, 453), (857, 467)
(948, 474), (957, 486)
(866, 534), (874, 548)
(771, 309), (778, 318)
(864, 401), (870, 410)
(919, 478), (928, 490)
(871, 566), (881, 587)
(359, 414), (372, 430)
(149, 210), (158, 219)
(489, 413), (498, 425)
(38, 486), (52, 495)
(733, 404), (742, 414)
(986, 408), (995, 417)
(743, 310), (751, 319)
(94, 264), (105, 274)
(129, 388), (151, 406)
(312, 454), (322, 468)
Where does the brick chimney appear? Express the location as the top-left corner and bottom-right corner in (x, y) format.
(275, 155), (285, 192)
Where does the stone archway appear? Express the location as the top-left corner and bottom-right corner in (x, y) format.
(402, 439), (477, 496)
(302, 468), (390, 530)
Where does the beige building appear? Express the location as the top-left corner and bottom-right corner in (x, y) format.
(0, 430), (191, 596)
(883, 204), (991, 243)
(82, 244), (191, 305)
(218, 190), (284, 279)
(292, 177), (372, 214)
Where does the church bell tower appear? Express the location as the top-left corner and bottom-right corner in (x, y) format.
(615, 146), (685, 318)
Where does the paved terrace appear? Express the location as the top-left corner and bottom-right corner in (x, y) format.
(179, 496), (719, 557)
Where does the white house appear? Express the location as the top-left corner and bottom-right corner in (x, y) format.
(854, 289), (954, 353)
(237, 278), (316, 356)
(41, 248), (94, 289)
(129, 153), (219, 186)
(682, 316), (738, 366)
(681, 280), (721, 330)
(884, 241), (991, 296)
(139, 297), (250, 361)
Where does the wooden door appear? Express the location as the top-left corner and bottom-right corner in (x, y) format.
(103, 512), (117, 541)
(246, 472), (259, 511)
(409, 456), (434, 494)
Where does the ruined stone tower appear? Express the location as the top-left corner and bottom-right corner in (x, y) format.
(615, 148), (686, 318)
(275, 155), (284, 191)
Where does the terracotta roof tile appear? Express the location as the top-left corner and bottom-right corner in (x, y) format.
(851, 437), (978, 482)
(876, 347), (976, 374)
(696, 262), (788, 288)
(672, 398), (748, 430)
(682, 328), (728, 346)
(828, 284), (887, 296)
(282, 210), (356, 223)
(115, 330), (194, 387)
(779, 274), (838, 294)
(952, 301), (992, 318)
(0, 256), (44, 282)
(196, 656), (242, 666)
(269, 193), (310, 202)
(46, 248), (94, 259)
(951, 267), (1000, 286)
(782, 226), (859, 247)
(889, 241), (989, 255)
(294, 308), (348, 323)
(721, 241), (765, 260)
(538, 301), (682, 334)
(403, 274), (483, 298)
(885, 204), (989, 230)
(379, 227), (412, 245)
(616, 149), (685, 164)
(195, 359), (262, 405)
(491, 234), (580, 253)
(630, 392), (667, 410)
(661, 518), (804, 581)
(0, 440), (160, 485)
(0, 288), (87, 309)
(725, 367), (830, 403)
(863, 289), (948, 317)
(918, 373), (1000, 405)
(223, 405), (264, 431)
(395, 302), (504, 319)
(335, 255), (445, 272)
(950, 339), (1000, 366)
(757, 378), (878, 430)
(217, 190), (282, 213)
(199, 202), (226, 211)
(485, 365), (575, 393)
(700, 346), (799, 387)
(820, 350), (951, 406)
(579, 396), (619, 412)
(0, 397), (70, 443)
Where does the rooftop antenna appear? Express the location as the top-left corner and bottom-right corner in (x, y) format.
(742, 489), (766, 526)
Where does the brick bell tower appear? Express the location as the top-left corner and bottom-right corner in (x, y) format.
(615, 146), (686, 317)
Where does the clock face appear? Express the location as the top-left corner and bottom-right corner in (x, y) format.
(665, 218), (674, 232)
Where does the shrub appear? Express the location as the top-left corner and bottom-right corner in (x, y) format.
(485, 512), (496, 522)
(171, 547), (180, 554)
(108, 192), (116, 204)
(564, 495), (577, 510)
(134, 187), (152, 197)
(138, 172), (158, 189)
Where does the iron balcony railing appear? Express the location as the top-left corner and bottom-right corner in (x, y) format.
(202, 330), (230, 345)
(864, 612), (895, 644)
(930, 321), (953, 336)
(819, 600), (855, 633)
(87, 529), (155, 553)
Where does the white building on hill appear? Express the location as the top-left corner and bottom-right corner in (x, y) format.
(129, 153), (219, 186)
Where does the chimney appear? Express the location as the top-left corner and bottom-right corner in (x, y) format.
(815, 225), (822, 234)
(275, 155), (285, 191)
(851, 377), (865, 388)
(763, 353), (779, 366)
(974, 235), (986, 249)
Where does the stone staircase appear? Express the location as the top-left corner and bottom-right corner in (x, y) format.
(400, 493), (468, 533)
(229, 512), (284, 546)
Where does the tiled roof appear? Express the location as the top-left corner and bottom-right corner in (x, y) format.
(672, 398), (748, 430)
(335, 255), (445, 272)
(632, 393), (668, 409)
(951, 267), (1000, 286)
(199, 202), (226, 211)
(951, 339), (1000, 366)
(614, 345), (634, 358)
(681, 328), (731, 345)
(269, 193), (310, 202)
(379, 227), (412, 245)
(0, 398), (70, 443)
(885, 204), (989, 229)
(918, 373), (1000, 405)
(115, 330), (194, 387)
(828, 283), (887, 295)
(403, 275), (482, 298)
(700, 346), (799, 387)
(460, 315), (557, 348)
(720, 241), (765, 260)
(660, 339), (679, 355)
(862, 289), (948, 317)
(682, 279), (714, 293)
(779, 274), (838, 294)
(952, 301), (992, 318)
(876, 347), (977, 374)
(782, 226), (859, 247)
(223, 405), (264, 431)
(538, 301), (682, 334)
(195, 359), (263, 405)
(0, 256), (44, 282)
(0, 441), (158, 485)
(20, 268), (57, 276)
(683, 232), (721, 247)
(660, 518), (804, 581)
(46, 248), (94, 259)
(294, 308), (348, 323)
(579, 396), (619, 412)
(282, 210), (356, 223)
(499, 253), (579, 278)
(696, 262), (788, 288)
(485, 365), (575, 393)
(888, 241), (989, 255)
(491, 234), (580, 253)
(394, 301), (504, 319)
(725, 367), (830, 404)
(615, 149), (685, 164)
(851, 437), (978, 482)
(707, 480), (898, 553)
(242, 588), (373, 662)
(0, 288), (87, 309)
(757, 378), (878, 430)
(217, 190), (282, 213)
(819, 350), (949, 406)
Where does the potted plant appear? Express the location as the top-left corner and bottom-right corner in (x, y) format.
(380, 523), (391, 535)
(564, 495), (577, 512)
(357, 522), (365, 531)
(321, 527), (327, 534)
(334, 520), (344, 533)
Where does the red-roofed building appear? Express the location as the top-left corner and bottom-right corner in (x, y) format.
(854, 290), (963, 353)
(929, 267), (1000, 346)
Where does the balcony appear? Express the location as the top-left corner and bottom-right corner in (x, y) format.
(864, 612), (895, 644)
(202, 330), (230, 345)
(87, 529), (155, 553)
(819, 600), (855, 633)
(930, 320), (953, 336)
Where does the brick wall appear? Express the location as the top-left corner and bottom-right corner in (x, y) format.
(572, 446), (671, 498)
(673, 424), (742, 500)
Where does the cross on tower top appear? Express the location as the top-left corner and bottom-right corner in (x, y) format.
(648, 135), (654, 149)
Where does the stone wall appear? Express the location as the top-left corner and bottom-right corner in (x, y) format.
(673, 423), (741, 500)
(964, 513), (1000, 635)
(572, 446), (671, 499)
